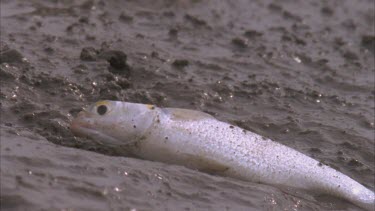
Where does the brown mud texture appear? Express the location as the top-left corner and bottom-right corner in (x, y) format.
(1, 0), (374, 211)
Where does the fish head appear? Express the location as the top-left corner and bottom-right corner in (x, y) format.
(71, 100), (156, 146)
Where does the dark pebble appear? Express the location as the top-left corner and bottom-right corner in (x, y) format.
(150, 51), (159, 58)
(309, 147), (322, 153)
(321, 7), (334, 16)
(116, 78), (131, 89)
(347, 158), (363, 167)
(80, 47), (98, 61)
(184, 14), (207, 26)
(69, 108), (83, 116)
(0, 48), (24, 64)
(243, 30), (263, 38)
(231, 37), (247, 48)
(361, 35), (375, 53)
(172, 59), (189, 68)
(119, 12), (133, 23)
(343, 50), (358, 60)
(22, 113), (36, 122)
(44, 47), (54, 54)
(78, 16), (89, 24)
(169, 28), (178, 37)
(4, 122), (13, 127)
(268, 3), (282, 12)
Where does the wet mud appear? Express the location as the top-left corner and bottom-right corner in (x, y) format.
(1, 0), (374, 210)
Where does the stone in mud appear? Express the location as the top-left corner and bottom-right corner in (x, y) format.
(361, 35), (375, 54)
(80, 47), (98, 61)
(243, 30), (263, 39)
(169, 28), (178, 37)
(0, 63), (18, 79)
(172, 59), (189, 68)
(119, 12), (133, 23)
(184, 14), (207, 27)
(321, 7), (334, 16)
(347, 158), (364, 167)
(116, 78), (131, 89)
(342, 50), (359, 61)
(0, 43), (24, 64)
(231, 37), (248, 48)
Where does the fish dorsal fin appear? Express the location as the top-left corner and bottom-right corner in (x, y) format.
(162, 108), (214, 121)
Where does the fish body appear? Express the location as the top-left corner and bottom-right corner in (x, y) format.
(71, 101), (374, 210)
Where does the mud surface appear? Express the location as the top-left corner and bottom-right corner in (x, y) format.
(1, 0), (374, 210)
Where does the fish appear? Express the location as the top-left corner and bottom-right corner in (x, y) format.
(71, 100), (375, 210)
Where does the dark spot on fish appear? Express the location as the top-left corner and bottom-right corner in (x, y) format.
(229, 125), (234, 129)
(150, 106), (155, 110)
(133, 125), (136, 128)
(165, 137), (168, 140)
(318, 162), (323, 167)
(242, 129), (246, 133)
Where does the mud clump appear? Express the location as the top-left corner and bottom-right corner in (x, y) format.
(79, 47), (131, 76)
(103, 50), (131, 75)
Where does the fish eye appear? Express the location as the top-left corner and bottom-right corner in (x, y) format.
(97, 105), (108, 115)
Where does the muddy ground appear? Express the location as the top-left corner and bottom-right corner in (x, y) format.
(1, 0), (374, 210)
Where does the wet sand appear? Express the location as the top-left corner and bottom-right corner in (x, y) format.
(1, 0), (374, 210)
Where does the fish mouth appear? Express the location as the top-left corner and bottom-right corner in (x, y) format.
(71, 118), (92, 137)
(71, 116), (122, 146)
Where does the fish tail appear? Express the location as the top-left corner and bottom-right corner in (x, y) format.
(320, 173), (375, 210)
(304, 165), (374, 210)
(345, 185), (374, 211)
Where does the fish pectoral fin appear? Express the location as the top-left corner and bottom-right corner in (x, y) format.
(183, 153), (230, 174)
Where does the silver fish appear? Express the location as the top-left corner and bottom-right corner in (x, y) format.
(71, 100), (375, 210)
